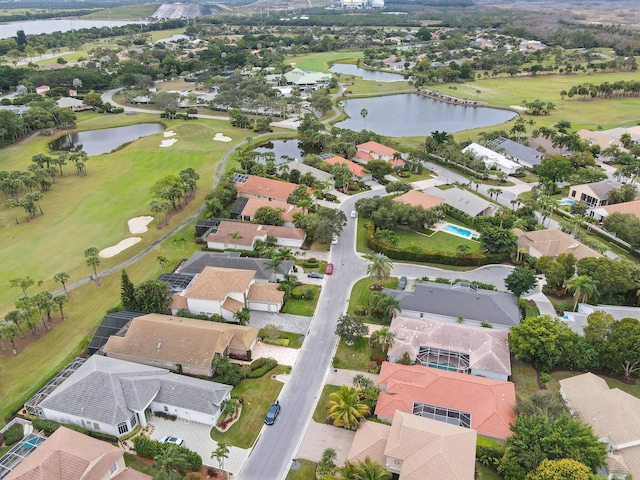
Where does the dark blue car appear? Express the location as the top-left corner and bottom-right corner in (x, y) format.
(265, 401), (281, 425)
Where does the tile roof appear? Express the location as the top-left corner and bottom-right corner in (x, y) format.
(602, 199), (640, 219)
(576, 129), (627, 152)
(348, 420), (389, 466)
(103, 314), (258, 367)
(526, 137), (571, 157)
(485, 136), (544, 167)
(394, 190), (445, 210)
(247, 283), (285, 304)
(515, 228), (600, 260)
(423, 187), (496, 217)
(324, 156), (366, 177)
(206, 221), (306, 246)
(285, 161), (334, 182)
(179, 251), (293, 281)
(222, 296), (244, 313)
(354, 150), (374, 162)
(375, 362), (516, 440)
(186, 266), (255, 300)
(236, 175), (299, 202)
(357, 141), (398, 156)
(579, 179), (624, 199)
(5, 427), (140, 480)
(241, 198), (303, 223)
(388, 316), (511, 376)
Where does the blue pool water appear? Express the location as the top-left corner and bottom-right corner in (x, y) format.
(428, 361), (458, 372)
(557, 199), (574, 206)
(442, 224), (478, 239)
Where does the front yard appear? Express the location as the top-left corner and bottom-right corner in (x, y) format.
(283, 285), (321, 317)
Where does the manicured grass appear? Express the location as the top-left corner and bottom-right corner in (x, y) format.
(210, 365), (286, 448)
(477, 462), (503, 480)
(286, 51), (363, 72)
(282, 285), (321, 317)
(286, 459), (316, 480)
(393, 228), (481, 255)
(124, 453), (161, 476)
(83, 4), (160, 19)
(347, 277), (398, 319)
(334, 337), (372, 373)
(312, 384), (341, 423)
(344, 82), (414, 97)
(390, 170), (434, 183)
(258, 329), (303, 349)
(355, 218), (374, 255)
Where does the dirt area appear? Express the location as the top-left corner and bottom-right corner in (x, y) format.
(0, 315), (66, 357)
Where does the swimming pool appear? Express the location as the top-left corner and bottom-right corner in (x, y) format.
(557, 199), (574, 206)
(442, 223), (480, 239)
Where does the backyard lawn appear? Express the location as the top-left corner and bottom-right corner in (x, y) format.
(210, 365), (286, 448)
(393, 228), (481, 255)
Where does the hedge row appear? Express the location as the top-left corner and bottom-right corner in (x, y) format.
(133, 436), (202, 471)
(31, 418), (119, 443)
(3, 423), (24, 445)
(262, 337), (289, 347)
(247, 358), (278, 378)
(366, 223), (507, 266)
(476, 436), (506, 464)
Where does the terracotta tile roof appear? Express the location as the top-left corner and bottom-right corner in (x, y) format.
(206, 221), (307, 246)
(388, 157), (406, 167)
(236, 176), (299, 202)
(222, 297), (244, 313)
(388, 316), (511, 376)
(358, 141), (398, 156)
(324, 156), (366, 177)
(103, 313), (259, 367)
(169, 293), (188, 310)
(248, 283), (285, 304)
(603, 199), (640, 219)
(394, 190), (445, 210)
(5, 427), (137, 480)
(241, 198), (303, 222)
(186, 267), (255, 301)
(515, 228), (600, 260)
(354, 150), (374, 162)
(375, 362), (516, 440)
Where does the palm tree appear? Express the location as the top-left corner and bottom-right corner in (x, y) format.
(360, 108), (368, 130)
(317, 448), (337, 478)
(53, 271), (70, 298)
(265, 255), (283, 280)
(53, 294), (68, 320)
(84, 247), (101, 285)
(212, 441), (230, 474)
(228, 230), (243, 250)
(0, 321), (20, 354)
(233, 307), (250, 325)
(564, 275), (599, 311)
(456, 244), (471, 255)
(157, 255), (169, 272)
(354, 457), (392, 480)
(371, 326), (394, 353)
(154, 445), (190, 480)
(326, 385), (369, 430)
(366, 253), (394, 289)
(5, 310), (24, 338)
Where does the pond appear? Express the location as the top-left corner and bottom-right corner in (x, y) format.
(329, 64), (405, 83)
(252, 139), (323, 164)
(49, 123), (165, 156)
(335, 94), (517, 137)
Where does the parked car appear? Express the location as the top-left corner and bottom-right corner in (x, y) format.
(398, 276), (407, 290)
(331, 235), (338, 245)
(325, 263), (334, 275)
(373, 195), (382, 199)
(265, 401), (281, 425)
(308, 271), (324, 279)
(159, 436), (185, 447)
(350, 210), (357, 218)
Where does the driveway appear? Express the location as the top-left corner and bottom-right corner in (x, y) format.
(295, 423), (355, 467)
(248, 311), (312, 335)
(252, 342), (301, 366)
(150, 416), (250, 475)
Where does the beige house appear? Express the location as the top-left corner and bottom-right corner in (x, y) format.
(568, 179), (624, 208)
(393, 190), (445, 210)
(515, 228), (600, 260)
(5, 426), (150, 480)
(560, 372), (640, 480)
(103, 313), (259, 375)
(235, 175), (303, 202)
(170, 266), (284, 320)
(347, 411), (476, 480)
(205, 220), (307, 251)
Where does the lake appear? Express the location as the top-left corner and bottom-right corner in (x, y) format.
(252, 139), (322, 164)
(335, 94), (517, 137)
(49, 123), (165, 156)
(329, 64), (405, 83)
(0, 19), (147, 39)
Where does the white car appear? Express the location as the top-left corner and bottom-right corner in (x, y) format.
(159, 436), (185, 447)
(331, 235), (338, 245)
(350, 210), (357, 218)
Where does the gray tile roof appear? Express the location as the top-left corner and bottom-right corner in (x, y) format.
(486, 136), (544, 167)
(423, 187), (496, 217)
(585, 179), (623, 199)
(285, 161), (333, 182)
(40, 355), (231, 426)
(384, 282), (520, 327)
(179, 251), (293, 281)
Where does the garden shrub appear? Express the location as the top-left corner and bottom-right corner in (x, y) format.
(453, 279), (496, 291)
(262, 337), (289, 347)
(302, 259), (319, 268)
(433, 277), (452, 284)
(250, 357), (267, 371)
(31, 418), (118, 443)
(133, 435), (161, 459)
(247, 358), (278, 378)
(31, 418), (62, 435)
(3, 423), (24, 445)
(324, 193), (337, 201)
(354, 305), (368, 316)
(476, 436), (505, 466)
(184, 473), (202, 480)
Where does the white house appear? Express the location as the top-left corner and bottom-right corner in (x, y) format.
(462, 143), (522, 175)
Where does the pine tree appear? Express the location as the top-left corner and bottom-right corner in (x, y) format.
(121, 270), (136, 310)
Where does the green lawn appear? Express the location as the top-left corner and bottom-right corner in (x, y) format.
(477, 462), (503, 480)
(83, 4), (160, 19)
(393, 228), (481, 255)
(282, 285), (321, 317)
(510, 359), (541, 401)
(210, 365), (286, 448)
(390, 170), (434, 183)
(124, 453), (161, 476)
(312, 384), (341, 423)
(286, 51), (363, 72)
(347, 277), (398, 319)
(258, 329), (303, 349)
(286, 459), (316, 480)
(333, 337), (373, 373)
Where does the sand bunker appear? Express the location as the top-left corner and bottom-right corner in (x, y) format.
(99, 237), (142, 258)
(164, 130), (176, 138)
(128, 216), (154, 234)
(160, 138), (178, 148)
(510, 105), (528, 111)
(213, 133), (232, 142)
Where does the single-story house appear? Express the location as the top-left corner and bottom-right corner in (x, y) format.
(265, 67), (331, 89)
(56, 97), (91, 111)
(526, 137), (571, 157)
(560, 373), (640, 480)
(576, 129), (627, 153)
(26, 355), (232, 438)
(485, 136), (544, 169)
(355, 141), (403, 166)
(375, 362), (516, 440)
(592, 199), (640, 222)
(35, 85), (50, 96)
(284, 160), (334, 185)
(103, 313), (259, 374)
(4, 426), (150, 480)
(323, 155), (371, 181)
(178, 251), (294, 283)
(170, 266), (284, 320)
(423, 186), (497, 217)
(234, 174), (301, 203)
(393, 190), (445, 211)
(0, 105), (30, 117)
(347, 411), (476, 480)
(387, 316), (511, 381)
(563, 303), (640, 335)
(232, 197), (303, 227)
(515, 228), (600, 260)
(384, 281), (520, 329)
(599, 126), (640, 147)
(462, 143), (522, 175)
(87, 310), (147, 355)
(568, 180), (624, 208)
(204, 220), (306, 250)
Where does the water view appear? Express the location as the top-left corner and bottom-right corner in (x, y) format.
(329, 64), (405, 83)
(49, 123), (164, 156)
(335, 94), (517, 137)
(0, 19), (147, 39)
(252, 139), (322, 164)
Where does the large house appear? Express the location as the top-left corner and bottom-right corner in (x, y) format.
(170, 266), (284, 320)
(485, 136), (544, 169)
(265, 67), (332, 90)
(387, 316), (512, 381)
(423, 186), (497, 217)
(462, 143), (522, 175)
(355, 141), (404, 166)
(4, 426), (150, 480)
(178, 251), (294, 282)
(384, 281), (520, 329)
(323, 155), (370, 181)
(515, 228), (600, 260)
(592, 199), (640, 222)
(393, 190), (445, 211)
(231, 197), (303, 227)
(204, 220), (306, 251)
(102, 313), (259, 375)
(375, 362), (516, 440)
(347, 411), (477, 480)
(576, 129), (627, 153)
(568, 180), (624, 208)
(25, 356), (232, 438)
(234, 174), (300, 203)
(560, 373), (640, 480)
(563, 303), (640, 335)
